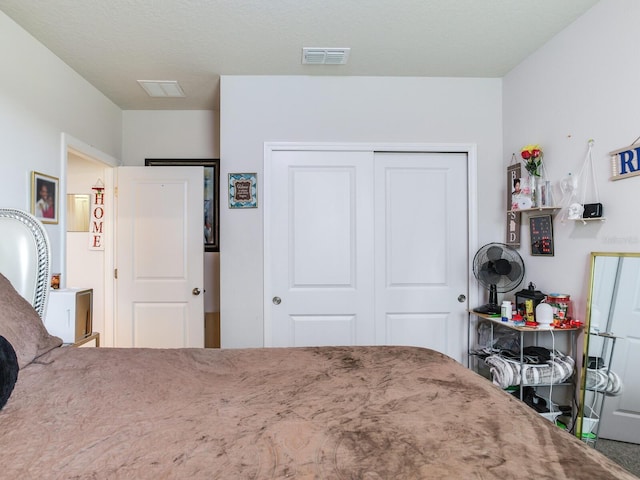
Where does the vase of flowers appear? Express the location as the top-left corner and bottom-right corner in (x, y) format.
(521, 144), (543, 207)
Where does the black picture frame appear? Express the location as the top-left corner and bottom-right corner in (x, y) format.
(529, 214), (554, 256)
(145, 159), (220, 252)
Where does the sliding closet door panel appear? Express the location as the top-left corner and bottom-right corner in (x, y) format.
(268, 150), (375, 347)
(374, 152), (468, 362)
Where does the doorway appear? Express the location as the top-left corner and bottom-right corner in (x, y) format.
(62, 134), (118, 346)
(144, 158), (221, 348)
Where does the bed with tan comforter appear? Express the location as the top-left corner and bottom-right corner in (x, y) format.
(0, 345), (636, 479)
(0, 274), (636, 479)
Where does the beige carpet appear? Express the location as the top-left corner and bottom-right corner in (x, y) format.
(597, 439), (640, 478)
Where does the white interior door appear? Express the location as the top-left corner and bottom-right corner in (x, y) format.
(266, 147), (469, 361)
(116, 166), (204, 348)
(374, 152), (468, 361)
(267, 150), (375, 347)
(599, 257), (640, 443)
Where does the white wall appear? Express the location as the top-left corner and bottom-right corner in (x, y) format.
(122, 110), (219, 165)
(220, 75), (503, 348)
(0, 11), (122, 274)
(121, 110), (221, 312)
(503, 0), (638, 324)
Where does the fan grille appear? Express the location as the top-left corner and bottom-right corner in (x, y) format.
(473, 242), (525, 293)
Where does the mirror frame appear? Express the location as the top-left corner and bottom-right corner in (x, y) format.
(577, 251), (640, 440)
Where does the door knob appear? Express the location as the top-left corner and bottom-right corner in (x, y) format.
(458, 294), (466, 303)
(272, 296), (281, 305)
(192, 287), (201, 296)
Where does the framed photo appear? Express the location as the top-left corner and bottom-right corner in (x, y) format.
(31, 171), (59, 224)
(145, 159), (220, 252)
(529, 214), (554, 256)
(507, 163), (522, 211)
(229, 173), (257, 208)
(510, 171), (535, 211)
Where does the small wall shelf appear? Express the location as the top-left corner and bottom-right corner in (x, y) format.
(571, 217), (606, 225)
(508, 206), (559, 214)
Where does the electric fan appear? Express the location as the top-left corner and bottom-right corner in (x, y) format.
(472, 242), (525, 315)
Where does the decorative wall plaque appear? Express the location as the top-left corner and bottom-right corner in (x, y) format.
(229, 173), (257, 208)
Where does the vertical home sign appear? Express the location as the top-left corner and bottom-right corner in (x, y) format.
(89, 181), (105, 250)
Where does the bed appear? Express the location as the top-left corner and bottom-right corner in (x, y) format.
(0, 209), (636, 479)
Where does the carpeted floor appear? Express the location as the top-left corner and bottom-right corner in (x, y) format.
(596, 439), (640, 478)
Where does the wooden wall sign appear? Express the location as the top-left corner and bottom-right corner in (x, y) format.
(507, 211), (521, 247)
(89, 181), (105, 250)
(506, 163), (521, 246)
(609, 143), (640, 181)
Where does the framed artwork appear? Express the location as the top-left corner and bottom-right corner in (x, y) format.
(145, 159), (220, 252)
(229, 173), (257, 208)
(31, 171), (59, 224)
(507, 163), (521, 211)
(529, 214), (554, 256)
(509, 163), (535, 211)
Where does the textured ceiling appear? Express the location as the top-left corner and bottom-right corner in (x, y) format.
(0, 0), (599, 111)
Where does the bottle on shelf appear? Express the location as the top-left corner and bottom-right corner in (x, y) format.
(501, 300), (512, 322)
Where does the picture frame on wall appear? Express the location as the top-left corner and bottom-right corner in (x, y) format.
(529, 214), (554, 256)
(229, 173), (258, 208)
(145, 159), (220, 252)
(31, 171), (59, 224)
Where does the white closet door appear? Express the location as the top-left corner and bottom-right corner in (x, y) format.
(374, 152), (468, 362)
(266, 147), (469, 361)
(267, 149), (375, 347)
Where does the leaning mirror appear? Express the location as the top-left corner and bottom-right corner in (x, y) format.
(66, 194), (90, 232)
(578, 252), (640, 446)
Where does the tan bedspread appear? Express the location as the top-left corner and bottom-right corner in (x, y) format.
(0, 346), (635, 479)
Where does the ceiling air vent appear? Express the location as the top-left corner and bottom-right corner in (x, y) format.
(137, 80), (185, 97)
(302, 48), (350, 65)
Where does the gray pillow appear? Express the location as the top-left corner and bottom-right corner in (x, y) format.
(0, 273), (62, 368)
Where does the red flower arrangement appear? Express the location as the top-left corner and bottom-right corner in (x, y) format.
(521, 144), (543, 176)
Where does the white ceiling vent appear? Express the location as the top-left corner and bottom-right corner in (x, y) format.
(302, 48), (350, 65)
(137, 80), (185, 97)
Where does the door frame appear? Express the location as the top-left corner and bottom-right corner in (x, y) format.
(263, 142), (479, 348)
(60, 133), (119, 346)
